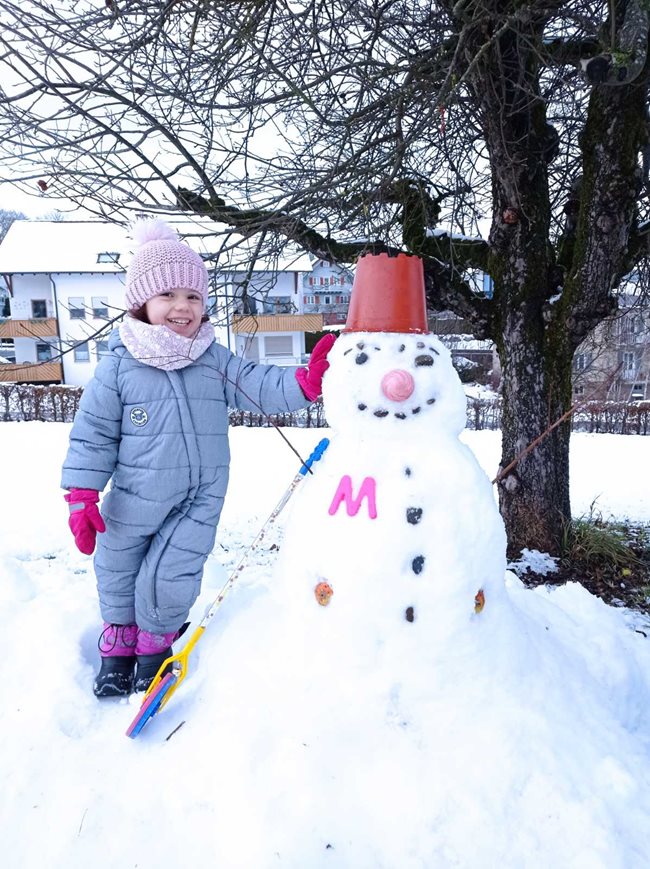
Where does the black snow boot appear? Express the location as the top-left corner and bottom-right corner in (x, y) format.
(134, 650), (173, 694)
(133, 622), (189, 693)
(93, 655), (136, 698)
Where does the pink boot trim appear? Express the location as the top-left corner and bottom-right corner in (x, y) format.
(98, 623), (138, 657)
(136, 628), (178, 656)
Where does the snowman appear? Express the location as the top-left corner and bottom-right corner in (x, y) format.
(277, 252), (507, 664)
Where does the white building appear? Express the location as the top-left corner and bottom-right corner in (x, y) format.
(0, 220), (338, 386)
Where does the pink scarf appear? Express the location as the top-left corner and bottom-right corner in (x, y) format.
(120, 316), (215, 370)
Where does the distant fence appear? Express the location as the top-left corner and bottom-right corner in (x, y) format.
(464, 397), (650, 435)
(1, 382), (649, 435)
(0, 383), (83, 422)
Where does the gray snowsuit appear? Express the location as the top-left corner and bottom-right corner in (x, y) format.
(61, 328), (309, 632)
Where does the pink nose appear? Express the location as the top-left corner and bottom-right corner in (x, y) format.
(381, 369), (415, 402)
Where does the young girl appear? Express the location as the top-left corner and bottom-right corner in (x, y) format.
(61, 219), (334, 698)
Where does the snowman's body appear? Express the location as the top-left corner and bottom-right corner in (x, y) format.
(278, 330), (507, 655)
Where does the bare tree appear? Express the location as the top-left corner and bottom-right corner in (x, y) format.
(1, 0), (649, 555)
(0, 209), (26, 243)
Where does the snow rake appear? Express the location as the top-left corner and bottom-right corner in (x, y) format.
(126, 437), (330, 738)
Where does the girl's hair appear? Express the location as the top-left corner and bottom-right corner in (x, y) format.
(129, 306), (149, 324)
(128, 306), (210, 324)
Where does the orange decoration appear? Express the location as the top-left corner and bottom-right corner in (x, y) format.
(474, 589), (485, 614)
(343, 252), (429, 334)
(314, 581), (334, 606)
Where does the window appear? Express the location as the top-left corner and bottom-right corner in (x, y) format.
(574, 353), (590, 372)
(263, 296), (293, 314)
(96, 340), (109, 359)
(92, 296), (109, 319)
(621, 315), (643, 339)
(97, 252), (120, 264)
(0, 338), (15, 362)
(324, 296), (331, 305)
(631, 383), (645, 400)
(264, 335), (292, 357)
(31, 299), (47, 319)
(68, 297), (86, 319)
(36, 342), (52, 362)
(622, 351), (639, 377)
(573, 384), (584, 397)
(73, 342), (90, 362)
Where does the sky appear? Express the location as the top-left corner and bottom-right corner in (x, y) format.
(2, 183), (71, 218)
(1, 332), (649, 868)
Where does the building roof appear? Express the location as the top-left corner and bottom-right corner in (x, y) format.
(0, 221), (129, 274)
(0, 220), (314, 275)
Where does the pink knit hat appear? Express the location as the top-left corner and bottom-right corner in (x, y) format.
(125, 218), (209, 311)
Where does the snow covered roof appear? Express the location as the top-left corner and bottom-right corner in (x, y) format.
(0, 220), (314, 275)
(0, 221), (129, 274)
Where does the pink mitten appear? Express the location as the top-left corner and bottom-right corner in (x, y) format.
(64, 488), (106, 555)
(295, 333), (336, 401)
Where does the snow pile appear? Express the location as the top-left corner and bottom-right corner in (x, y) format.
(0, 422), (649, 868)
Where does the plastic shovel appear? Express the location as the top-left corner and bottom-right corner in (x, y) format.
(126, 437), (330, 738)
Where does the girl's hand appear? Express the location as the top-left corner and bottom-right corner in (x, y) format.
(64, 489), (106, 555)
(295, 333), (336, 401)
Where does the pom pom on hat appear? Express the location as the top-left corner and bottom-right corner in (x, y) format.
(131, 217), (180, 246)
(125, 217), (209, 311)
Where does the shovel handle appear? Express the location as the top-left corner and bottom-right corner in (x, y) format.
(299, 437), (330, 475)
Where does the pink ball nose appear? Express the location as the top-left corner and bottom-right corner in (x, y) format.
(381, 369), (415, 402)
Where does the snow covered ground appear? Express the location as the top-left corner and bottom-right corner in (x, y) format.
(1, 422), (649, 868)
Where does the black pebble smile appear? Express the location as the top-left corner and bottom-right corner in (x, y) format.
(362, 398), (435, 418)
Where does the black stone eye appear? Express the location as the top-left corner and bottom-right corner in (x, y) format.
(398, 344), (405, 352)
(415, 355), (434, 366)
(356, 352), (369, 364)
(416, 341), (425, 349)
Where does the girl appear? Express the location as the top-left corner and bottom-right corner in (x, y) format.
(61, 219), (334, 697)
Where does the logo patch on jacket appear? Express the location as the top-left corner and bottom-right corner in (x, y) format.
(130, 407), (148, 427)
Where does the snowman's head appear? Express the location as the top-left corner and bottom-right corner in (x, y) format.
(322, 331), (467, 437)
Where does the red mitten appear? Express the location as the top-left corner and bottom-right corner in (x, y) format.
(295, 333), (336, 401)
(64, 489), (106, 555)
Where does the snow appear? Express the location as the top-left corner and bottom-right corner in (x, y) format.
(508, 547), (560, 576)
(1, 421), (650, 868)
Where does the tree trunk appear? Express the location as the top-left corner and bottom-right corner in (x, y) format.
(471, 11), (574, 555)
(496, 312), (573, 557)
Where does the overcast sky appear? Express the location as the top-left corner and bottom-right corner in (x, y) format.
(2, 182), (75, 218)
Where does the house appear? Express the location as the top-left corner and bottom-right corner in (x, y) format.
(572, 293), (650, 401)
(0, 221), (128, 385)
(301, 259), (354, 328)
(0, 220), (336, 385)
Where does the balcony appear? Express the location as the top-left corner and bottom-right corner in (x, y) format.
(0, 361), (63, 383)
(232, 313), (323, 334)
(0, 318), (58, 339)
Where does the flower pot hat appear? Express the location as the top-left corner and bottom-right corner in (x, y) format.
(344, 252), (429, 333)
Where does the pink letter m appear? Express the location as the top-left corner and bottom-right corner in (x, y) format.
(328, 475), (378, 519)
